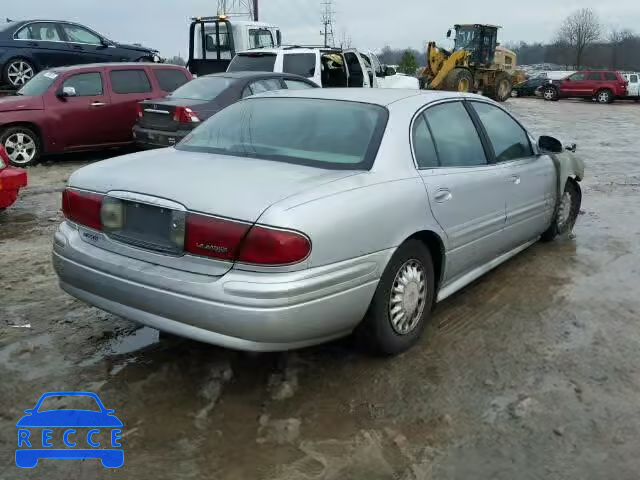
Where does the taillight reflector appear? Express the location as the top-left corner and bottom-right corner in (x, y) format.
(136, 103), (143, 118)
(185, 213), (250, 261)
(174, 106), (200, 124)
(0, 145), (9, 169)
(62, 189), (103, 231)
(238, 225), (311, 265)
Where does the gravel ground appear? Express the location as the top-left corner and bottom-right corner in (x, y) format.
(1, 98), (639, 479)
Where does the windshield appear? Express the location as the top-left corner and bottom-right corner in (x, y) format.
(227, 53), (277, 72)
(37, 395), (101, 412)
(454, 27), (477, 51)
(16, 71), (58, 96)
(169, 76), (232, 101)
(176, 98), (388, 170)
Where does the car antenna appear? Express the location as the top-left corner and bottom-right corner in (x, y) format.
(6, 18), (13, 23)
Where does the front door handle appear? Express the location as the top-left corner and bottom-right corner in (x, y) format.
(90, 102), (106, 107)
(434, 189), (452, 203)
(72, 44), (83, 50)
(510, 175), (521, 185)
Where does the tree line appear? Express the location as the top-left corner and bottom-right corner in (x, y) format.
(379, 8), (640, 75)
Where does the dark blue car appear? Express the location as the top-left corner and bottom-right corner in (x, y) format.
(0, 20), (160, 88)
(16, 391), (124, 468)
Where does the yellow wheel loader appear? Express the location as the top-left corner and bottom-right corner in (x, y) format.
(421, 24), (516, 102)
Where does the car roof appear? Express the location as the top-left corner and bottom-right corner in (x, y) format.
(236, 47), (339, 55)
(252, 88), (481, 107)
(49, 62), (186, 72)
(206, 71), (309, 80)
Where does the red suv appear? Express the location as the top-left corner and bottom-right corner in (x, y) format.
(543, 70), (628, 103)
(0, 63), (192, 166)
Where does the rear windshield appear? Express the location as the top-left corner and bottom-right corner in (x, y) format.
(176, 98), (388, 170)
(169, 76), (232, 101)
(16, 71), (58, 96)
(227, 53), (277, 72)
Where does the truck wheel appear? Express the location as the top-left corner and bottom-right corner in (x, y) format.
(541, 179), (581, 242)
(356, 240), (435, 356)
(3, 58), (36, 88)
(488, 72), (512, 102)
(543, 86), (559, 101)
(444, 68), (474, 93)
(0, 126), (41, 166)
(596, 89), (614, 104)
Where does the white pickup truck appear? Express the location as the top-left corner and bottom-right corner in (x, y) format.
(226, 47), (419, 89)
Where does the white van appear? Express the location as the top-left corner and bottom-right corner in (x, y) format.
(621, 72), (640, 99)
(226, 47), (419, 89)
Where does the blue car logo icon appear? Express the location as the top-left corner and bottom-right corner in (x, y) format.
(16, 391), (123, 468)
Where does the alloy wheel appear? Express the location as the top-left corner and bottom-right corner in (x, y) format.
(388, 259), (427, 335)
(597, 91), (610, 103)
(543, 88), (556, 100)
(4, 132), (37, 165)
(7, 61), (34, 87)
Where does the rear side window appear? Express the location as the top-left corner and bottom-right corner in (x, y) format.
(283, 54), (316, 77)
(412, 114), (438, 168)
(472, 102), (533, 162)
(227, 53), (277, 72)
(630, 74), (639, 83)
(15, 22), (61, 41)
(244, 78), (284, 97)
(587, 72), (602, 81)
(62, 72), (103, 96)
(110, 69), (152, 94)
(604, 72), (618, 81)
(154, 69), (189, 92)
(424, 102), (486, 167)
(284, 79), (315, 90)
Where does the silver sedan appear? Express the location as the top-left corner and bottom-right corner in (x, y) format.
(53, 89), (584, 355)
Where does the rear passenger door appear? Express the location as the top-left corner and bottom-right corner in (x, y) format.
(585, 71), (603, 95)
(12, 22), (74, 69)
(470, 101), (556, 244)
(107, 68), (155, 142)
(414, 100), (509, 282)
(343, 50), (371, 88)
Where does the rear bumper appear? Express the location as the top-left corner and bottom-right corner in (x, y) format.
(53, 222), (387, 352)
(0, 166), (27, 208)
(132, 125), (188, 149)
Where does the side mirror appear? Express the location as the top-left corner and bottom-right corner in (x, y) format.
(385, 66), (397, 76)
(538, 135), (563, 153)
(565, 143), (577, 153)
(24, 409), (34, 414)
(58, 86), (77, 99)
(446, 29), (452, 39)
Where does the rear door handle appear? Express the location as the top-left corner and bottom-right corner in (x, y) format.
(72, 44), (83, 50)
(434, 189), (452, 203)
(90, 102), (106, 107)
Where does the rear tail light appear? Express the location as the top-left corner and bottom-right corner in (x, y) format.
(0, 145), (8, 169)
(136, 103), (144, 118)
(174, 106), (200, 124)
(238, 225), (311, 265)
(185, 213), (311, 265)
(62, 189), (104, 231)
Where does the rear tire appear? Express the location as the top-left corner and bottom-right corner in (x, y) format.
(596, 89), (614, 104)
(543, 86), (559, 101)
(541, 179), (581, 242)
(3, 58), (36, 88)
(356, 240), (435, 356)
(444, 68), (474, 93)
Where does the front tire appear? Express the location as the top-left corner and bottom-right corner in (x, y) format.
(356, 240), (435, 356)
(488, 72), (512, 102)
(541, 179), (581, 242)
(3, 58), (36, 88)
(444, 68), (474, 93)
(0, 126), (41, 166)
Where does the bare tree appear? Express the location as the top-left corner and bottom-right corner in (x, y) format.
(556, 8), (601, 69)
(608, 27), (634, 69)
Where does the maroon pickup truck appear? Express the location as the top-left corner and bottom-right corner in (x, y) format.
(0, 62), (191, 166)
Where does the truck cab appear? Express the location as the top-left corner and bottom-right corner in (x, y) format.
(188, 16), (282, 77)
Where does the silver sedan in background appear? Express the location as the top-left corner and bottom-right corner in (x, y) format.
(53, 89), (584, 355)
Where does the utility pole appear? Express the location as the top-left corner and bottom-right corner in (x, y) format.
(321, 0), (335, 48)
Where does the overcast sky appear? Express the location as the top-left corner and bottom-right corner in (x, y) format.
(5, 0), (640, 58)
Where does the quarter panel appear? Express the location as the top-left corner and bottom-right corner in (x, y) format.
(258, 174), (444, 269)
